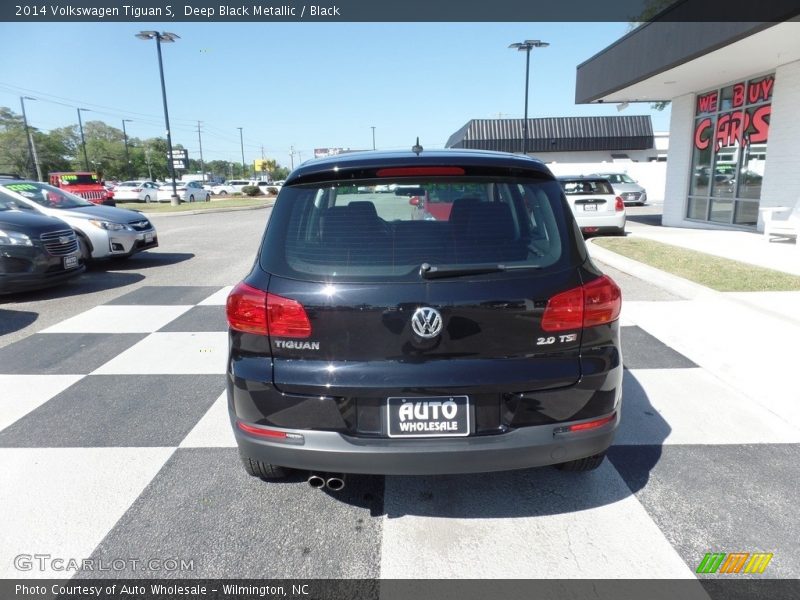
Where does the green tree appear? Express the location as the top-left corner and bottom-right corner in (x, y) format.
(0, 107), (31, 176)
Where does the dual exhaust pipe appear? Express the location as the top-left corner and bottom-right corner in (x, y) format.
(307, 472), (346, 491)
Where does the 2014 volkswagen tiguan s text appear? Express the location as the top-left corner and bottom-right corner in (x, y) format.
(226, 148), (622, 482)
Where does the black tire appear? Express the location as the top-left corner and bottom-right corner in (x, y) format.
(189, 194), (194, 202)
(144, 194), (151, 203)
(205, 193), (210, 202)
(76, 233), (92, 262)
(554, 451), (607, 472)
(218, 190), (228, 196)
(240, 454), (290, 480)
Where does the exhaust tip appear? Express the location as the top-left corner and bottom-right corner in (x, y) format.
(325, 476), (346, 491)
(307, 474), (325, 489)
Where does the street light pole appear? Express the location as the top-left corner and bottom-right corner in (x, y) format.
(122, 119), (133, 179)
(371, 126), (376, 150)
(136, 30), (181, 205)
(508, 39), (549, 155)
(20, 96), (42, 181)
(238, 127), (246, 179)
(197, 121), (205, 182)
(77, 108), (90, 170)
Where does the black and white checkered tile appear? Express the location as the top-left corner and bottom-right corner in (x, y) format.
(1, 286), (798, 581)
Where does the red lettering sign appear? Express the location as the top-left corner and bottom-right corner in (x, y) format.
(694, 118), (712, 150)
(749, 105), (771, 144)
(748, 76), (775, 104)
(697, 92), (718, 114)
(732, 83), (745, 108)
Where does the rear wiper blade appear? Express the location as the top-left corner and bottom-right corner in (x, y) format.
(419, 262), (541, 280)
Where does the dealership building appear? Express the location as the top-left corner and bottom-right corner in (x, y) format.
(575, 16), (800, 231)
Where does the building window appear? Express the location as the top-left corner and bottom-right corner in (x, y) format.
(686, 74), (773, 228)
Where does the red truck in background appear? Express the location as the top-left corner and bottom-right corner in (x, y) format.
(48, 172), (116, 206)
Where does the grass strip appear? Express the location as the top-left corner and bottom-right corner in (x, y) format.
(118, 197), (273, 213)
(592, 237), (800, 292)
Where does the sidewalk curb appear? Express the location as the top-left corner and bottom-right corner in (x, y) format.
(138, 202), (274, 218)
(587, 238), (800, 328)
(586, 239), (715, 300)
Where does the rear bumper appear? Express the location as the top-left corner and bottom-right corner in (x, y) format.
(575, 212), (626, 231)
(232, 411), (618, 475)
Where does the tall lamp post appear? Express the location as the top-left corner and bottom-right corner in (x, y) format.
(77, 108), (91, 170)
(237, 127), (246, 179)
(20, 96), (42, 181)
(121, 119), (133, 179)
(371, 126), (376, 150)
(508, 39), (549, 155)
(136, 30), (181, 205)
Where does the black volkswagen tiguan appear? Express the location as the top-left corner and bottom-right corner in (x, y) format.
(227, 149), (622, 484)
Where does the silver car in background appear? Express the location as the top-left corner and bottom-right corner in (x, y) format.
(590, 172), (647, 206)
(0, 180), (158, 260)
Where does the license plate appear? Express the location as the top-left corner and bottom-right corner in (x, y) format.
(144, 232), (154, 243)
(63, 255), (78, 269)
(387, 396), (470, 438)
(583, 204), (598, 211)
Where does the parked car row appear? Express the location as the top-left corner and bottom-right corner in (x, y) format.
(110, 180), (210, 203)
(0, 178), (158, 294)
(211, 180), (282, 196)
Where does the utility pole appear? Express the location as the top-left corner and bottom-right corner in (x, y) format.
(289, 146), (295, 170)
(237, 127), (246, 179)
(77, 108), (90, 171)
(371, 126), (376, 150)
(20, 96), (42, 181)
(144, 146), (153, 181)
(197, 121), (205, 182)
(122, 119), (132, 179)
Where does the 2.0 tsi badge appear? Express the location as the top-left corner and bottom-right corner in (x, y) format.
(411, 307), (443, 338)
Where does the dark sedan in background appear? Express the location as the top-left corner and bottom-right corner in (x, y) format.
(0, 199), (84, 294)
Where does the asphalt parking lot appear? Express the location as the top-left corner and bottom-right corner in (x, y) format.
(1, 203), (798, 587)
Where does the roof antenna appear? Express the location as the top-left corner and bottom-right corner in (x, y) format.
(412, 137), (423, 155)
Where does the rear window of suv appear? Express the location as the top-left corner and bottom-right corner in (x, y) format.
(260, 178), (575, 282)
(560, 179), (614, 195)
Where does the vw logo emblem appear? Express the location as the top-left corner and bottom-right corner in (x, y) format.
(411, 307), (443, 339)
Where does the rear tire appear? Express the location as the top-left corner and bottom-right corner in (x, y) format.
(240, 454), (290, 480)
(554, 451), (607, 472)
(144, 195), (151, 203)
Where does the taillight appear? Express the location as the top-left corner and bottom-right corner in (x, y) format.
(541, 275), (621, 332)
(375, 167), (465, 177)
(227, 282), (268, 334)
(226, 282), (311, 338)
(615, 196), (625, 211)
(266, 293), (312, 338)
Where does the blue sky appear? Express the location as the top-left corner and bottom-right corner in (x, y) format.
(0, 22), (670, 169)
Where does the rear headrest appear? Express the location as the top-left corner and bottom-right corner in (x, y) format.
(320, 202), (384, 243)
(451, 200), (516, 240)
(347, 200), (379, 220)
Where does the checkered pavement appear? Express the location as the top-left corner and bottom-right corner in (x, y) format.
(1, 286), (798, 581)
